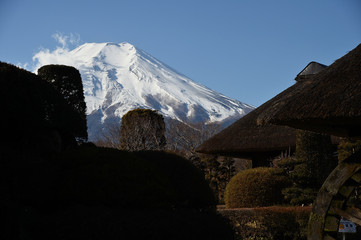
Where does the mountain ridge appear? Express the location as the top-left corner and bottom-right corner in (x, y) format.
(35, 42), (254, 140)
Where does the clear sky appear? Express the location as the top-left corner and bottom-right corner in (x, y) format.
(1, 0), (360, 107)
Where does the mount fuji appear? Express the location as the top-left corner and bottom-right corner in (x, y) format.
(35, 42), (254, 140)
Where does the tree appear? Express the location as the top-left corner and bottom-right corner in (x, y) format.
(166, 119), (222, 157)
(120, 109), (166, 151)
(337, 138), (361, 162)
(293, 130), (335, 188)
(38, 65), (88, 141)
(0, 62), (79, 155)
(190, 154), (236, 204)
(280, 130), (337, 205)
(95, 122), (123, 149)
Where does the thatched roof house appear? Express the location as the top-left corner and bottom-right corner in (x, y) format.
(257, 43), (361, 138)
(197, 62), (328, 167)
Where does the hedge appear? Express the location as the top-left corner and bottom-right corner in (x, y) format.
(219, 206), (311, 240)
(225, 167), (291, 208)
(2, 146), (233, 239)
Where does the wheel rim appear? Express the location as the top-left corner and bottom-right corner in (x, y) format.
(308, 150), (361, 240)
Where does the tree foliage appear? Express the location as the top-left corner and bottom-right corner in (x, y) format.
(279, 130), (337, 205)
(0, 62), (79, 154)
(193, 155), (237, 204)
(337, 138), (361, 162)
(120, 109), (166, 151)
(293, 130), (335, 187)
(38, 64), (88, 141)
(3, 144), (234, 239)
(1, 62), (234, 239)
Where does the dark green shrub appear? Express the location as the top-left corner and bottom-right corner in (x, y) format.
(282, 187), (319, 206)
(278, 130), (337, 206)
(219, 206), (311, 240)
(134, 151), (217, 209)
(0, 62), (76, 155)
(31, 148), (216, 210)
(53, 147), (174, 209)
(338, 138), (361, 162)
(38, 64), (88, 141)
(8, 147), (233, 239)
(294, 130), (336, 188)
(18, 207), (234, 240)
(225, 167), (291, 208)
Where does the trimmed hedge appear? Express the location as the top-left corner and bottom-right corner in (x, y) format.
(3, 147), (233, 239)
(13, 207), (233, 240)
(42, 147), (216, 209)
(134, 151), (216, 209)
(225, 167), (291, 208)
(219, 206), (311, 240)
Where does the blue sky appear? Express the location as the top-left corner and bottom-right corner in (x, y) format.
(1, 0), (360, 106)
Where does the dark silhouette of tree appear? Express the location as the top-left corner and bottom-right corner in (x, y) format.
(120, 109), (166, 151)
(0, 62), (78, 155)
(38, 65), (87, 141)
(281, 130), (337, 205)
(293, 130), (335, 188)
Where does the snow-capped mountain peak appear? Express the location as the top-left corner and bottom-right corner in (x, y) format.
(35, 42), (254, 140)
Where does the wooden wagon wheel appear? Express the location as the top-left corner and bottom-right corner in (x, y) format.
(308, 150), (361, 239)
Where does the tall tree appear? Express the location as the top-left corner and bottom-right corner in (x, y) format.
(293, 130), (335, 188)
(120, 109), (166, 151)
(38, 65), (88, 141)
(1, 61), (80, 155)
(281, 130), (337, 205)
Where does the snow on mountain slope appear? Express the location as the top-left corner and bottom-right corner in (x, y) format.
(35, 42), (254, 140)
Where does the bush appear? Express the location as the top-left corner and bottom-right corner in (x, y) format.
(4, 147), (233, 239)
(282, 187), (318, 206)
(17, 147), (215, 210)
(225, 167), (291, 208)
(52, 148), (176, 209)
(219, 206), (311, 240)
(15, 207), (234, 240)
(134, 151), (216, 209)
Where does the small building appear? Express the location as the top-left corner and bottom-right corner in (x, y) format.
(197, 62), (328, 167)
(257, 44), (361, 139)
(256, 43), (361, 240)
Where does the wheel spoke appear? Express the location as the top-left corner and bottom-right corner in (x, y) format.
(333, 207), (361, 226)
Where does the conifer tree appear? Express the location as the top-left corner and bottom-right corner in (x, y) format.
(38, 65), (88, 141)
(282, 130), (337, 205)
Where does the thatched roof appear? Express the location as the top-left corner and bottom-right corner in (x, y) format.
(257, 43), (361, 138)
(196, 61), (331, 158)
(196, 105), (297, 158)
